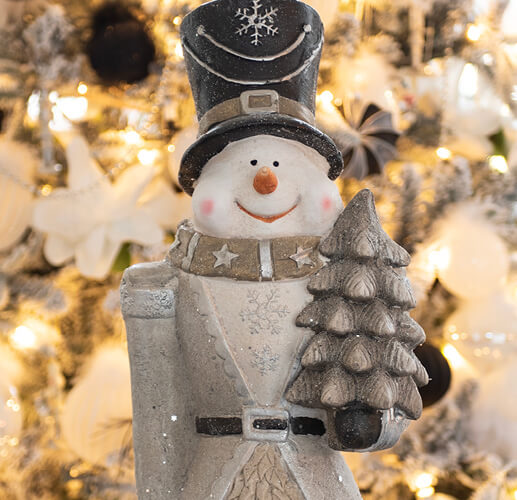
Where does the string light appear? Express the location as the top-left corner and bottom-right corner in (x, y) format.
(9, 320), (59, 351)
(442, 343), (469, 370)
(77, 83), (88, 95)
(489, 155), (509, 174)
(174, 41), (184, 60)
(413, 472), (435, 490)
(57, 96), (88, 122)
(173, 16), (182, 26)
(10, 325), (37, 350)
(121, 129), (143, 146)
(138, 149), (160, 166)
(409, 472), (437, 499)
(466, 24), (482, 42)
(27, 91), (41, 123)
(167, 144), (176, 153)
(409, 474), (434, 496)
(6, 398), (20, 413)
(512, 85), (517, 101)
(436, 147), (452, 160)
(458, 63), (479, 98)
(49, 106), (72, 132)
(316, 91), (337, 114)
(318, 90), (335, 105)
(482, 53), (494, 66)
(48, 91), (59, 103)
(416, 487), (435, 498)
(428, 247), (450, 273)
(40, 184), (53, 196)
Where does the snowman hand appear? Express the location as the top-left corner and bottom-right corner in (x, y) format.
(121, 261), (178, 320)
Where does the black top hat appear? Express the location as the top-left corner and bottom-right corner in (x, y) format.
(179, 0), (344, 195)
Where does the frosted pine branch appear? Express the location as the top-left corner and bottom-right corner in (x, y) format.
(395, 163), (424, 253)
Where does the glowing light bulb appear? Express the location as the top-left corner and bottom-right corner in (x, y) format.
(428, 247), (451, 272)
(6, 398), (20, 413)
(458, 63), (479, 99)
(10, 326), (37, 350)
(48, 91), (59, 103)
(409, 471), (438, 499)
(414, 472), (435, 490)
(57, 97), (88, 122)
(49, 107), (72, 132)
(138, 149), (160, 166)
(482, 53), (494, 66)
(27, 92), (41, 123)
(489, 155), (509, 174)
(121, 129), (143, 146)
(40, 184), (53, 197)
(466, 24), (482, 42)
(319, 90), (335, 105)
(174, 41), (184, 59)
(77, 83), (88, 95)
(416, 486), (435, 498)
(436, 147), (452, 160)
(167, 144), (176, 153)
(442, 343), (468, 370)
(173, 16), (182, 25)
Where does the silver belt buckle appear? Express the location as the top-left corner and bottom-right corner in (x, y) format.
(240, 90), (280, 115)
(242, 407), (289, 443)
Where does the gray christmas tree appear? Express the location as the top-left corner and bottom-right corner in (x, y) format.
(286, 189), (429, 451)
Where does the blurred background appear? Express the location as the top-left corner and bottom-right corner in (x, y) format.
(0, 0), (516, 498)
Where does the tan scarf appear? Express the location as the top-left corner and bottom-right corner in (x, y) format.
(167, 221), (324, 281)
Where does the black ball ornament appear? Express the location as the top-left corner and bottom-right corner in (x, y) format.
(332, 405), (383, 450)
(414, 343), (452, 408)
(86, 4), (156, 85)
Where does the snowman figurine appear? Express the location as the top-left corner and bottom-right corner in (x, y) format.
(121, 1), (427, 498)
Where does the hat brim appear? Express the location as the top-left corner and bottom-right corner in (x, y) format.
(179, 114), (344, 196)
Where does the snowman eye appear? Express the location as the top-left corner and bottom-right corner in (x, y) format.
(250, 160), (258, 166)
(273, 161), (280, 167)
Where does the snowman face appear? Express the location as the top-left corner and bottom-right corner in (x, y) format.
(191, 135), (343, 239)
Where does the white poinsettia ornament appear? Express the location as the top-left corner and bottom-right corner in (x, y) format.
(33, 137), (166, 280)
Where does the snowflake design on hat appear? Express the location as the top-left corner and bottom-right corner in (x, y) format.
(235, 0), (278, 46)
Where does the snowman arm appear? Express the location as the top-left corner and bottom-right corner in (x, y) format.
(121, 261), (197, 497)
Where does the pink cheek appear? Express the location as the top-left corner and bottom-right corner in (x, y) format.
(322, 196), (333, 212)
(200, 199), (215, 216)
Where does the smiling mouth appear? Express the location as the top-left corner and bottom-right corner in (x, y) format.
(236, 201), (298, 223)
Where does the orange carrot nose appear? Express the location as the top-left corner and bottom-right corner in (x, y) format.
(253, 167), (278, 195)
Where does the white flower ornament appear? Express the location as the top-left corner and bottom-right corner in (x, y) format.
(33, 137), (164, 280)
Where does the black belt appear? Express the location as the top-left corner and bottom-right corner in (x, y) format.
(196, 416), (326, 436)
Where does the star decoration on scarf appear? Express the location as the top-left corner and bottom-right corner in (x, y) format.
(289, 246), (314, 269)
(33, 137), (170, 280)
(212, 244), (239, 269)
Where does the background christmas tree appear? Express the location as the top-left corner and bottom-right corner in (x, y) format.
(0, 0), (517, 498)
